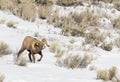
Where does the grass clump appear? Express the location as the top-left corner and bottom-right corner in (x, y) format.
(113, 17), (120, 30)
(0, 41), (12, 57)
(49, 41), (60, 53)
(52, 9), (101, 36)
(56, 53), (93, 69)
(0, 72), (5, 82)
(6, 21), (17, 28)
(38, 5), (52, 19)
(97, 66), (120, 81)
(113, 1), (120, 11)
(56, 0), (83, 6)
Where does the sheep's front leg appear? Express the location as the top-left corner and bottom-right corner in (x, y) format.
(37, 51), (43, 62)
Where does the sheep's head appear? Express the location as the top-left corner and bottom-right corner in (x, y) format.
(41, 38), (50, 47)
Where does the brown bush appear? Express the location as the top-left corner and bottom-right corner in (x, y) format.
(18, 55), (27, 66)
(0, 41), (12, 57)
(97, 66), (118, 81)
(56, 0), (83, 6)
(113, 1), (120, 11)
(35, 0), (55, 5)
(56, 53), (93, 69)
(0, 72), (5, 82)
(0, 0), (17, 10)
(54, 10), (101, 36)
(113, 17), (120, 30)
(6, 21), (17, 28)
(114, 38), (120, 48)
(49, 41), (60, 53)
(38, 5), (52, 19)
(18, 1), (37, 21)
(47, 10), (60, 26)
(100, 42), (113, 51)
(102, 0), (113, 3)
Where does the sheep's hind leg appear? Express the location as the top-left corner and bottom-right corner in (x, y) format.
(31, 54), (35, 63)
(17, 48), (25, 60)
(28, 52), (32, 62)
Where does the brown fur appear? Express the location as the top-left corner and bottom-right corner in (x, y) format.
(17, 36), (50, 63)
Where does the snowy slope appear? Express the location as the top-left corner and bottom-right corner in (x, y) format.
(0, 4), (120, 82)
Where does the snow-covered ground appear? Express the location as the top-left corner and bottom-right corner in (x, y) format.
(0, 3), (120, 82)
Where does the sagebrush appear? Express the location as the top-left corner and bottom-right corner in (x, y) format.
(0, 41), (12, 57)
(97, 66), (120, 81)
(56, 53), (93, 69)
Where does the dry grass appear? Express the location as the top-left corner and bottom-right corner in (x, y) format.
(113, 1), (120, 11)
(0, 72), (5, 82)
(56, 0), (83, 6)
(54, 49), (64, 58)
(115, 38), (120, 48)
(0, 41), (12, 57)
(18, 1), (37, 21)
(14, 53), (27, 66)
(100, 42), (113, 51)
(102, 0), (113, 3)
(52, 9), (101, 36)
(89, 65), (97, 71)
(6, 21), (17, 28)
(49, 41), (60, 53)
(38, 5), (52, 19)
(97, 66), (119, 81)
(0, 0), (17, 10)
(85, 29), (105, 46)
(113, 17), (120, 30)
(47, 10), (60, 26)
(18, 55), (27, 66)
(35, 0), (55, 5)
(56, 53), (93, 69)
(0, 19), (5, 24)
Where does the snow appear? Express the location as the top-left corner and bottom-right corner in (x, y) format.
(0, 2), (120, 82)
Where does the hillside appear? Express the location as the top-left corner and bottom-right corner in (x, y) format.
(0, 0), (120, 82)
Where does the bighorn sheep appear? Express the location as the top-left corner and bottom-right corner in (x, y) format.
(17, 36), (50, 63)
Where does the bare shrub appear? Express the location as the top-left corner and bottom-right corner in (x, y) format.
(102, 0), (113, 3)
(18, 55), (27, 66)
(49, 41), (60, 53)
(54, 9), (101, 36)
(113, 17), (120, 30)
(0, 72), (5, 82)
(38, 5), (52, 19)
(54, 49), (64, 58)
(100, 42), (113, 51)
(97, 66), (119, 81)
(113, 1), (120, 11)
(0, 41), (12, 57)
(69, 38), (76, 44)
(35, 0), (55, 5)
(97, 69), (110, 80)
(14, 53), (27, 66)
(56, 53), (93, 69)
(18, 1), (37, 21)
(6, 21), (17, 28)
(85, 29), (106, 46)
(56, 0), (83, 6)
(0, 19), (5, 24)
(115, 38), (120, 48)
(0, 0), (17, 10)
(89, 65), (97, 71)
(47, 10), (60, 26)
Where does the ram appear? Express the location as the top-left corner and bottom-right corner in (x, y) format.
(17, 36), (50, 63)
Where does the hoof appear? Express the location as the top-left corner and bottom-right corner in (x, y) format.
(37, 59), (41, 61)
